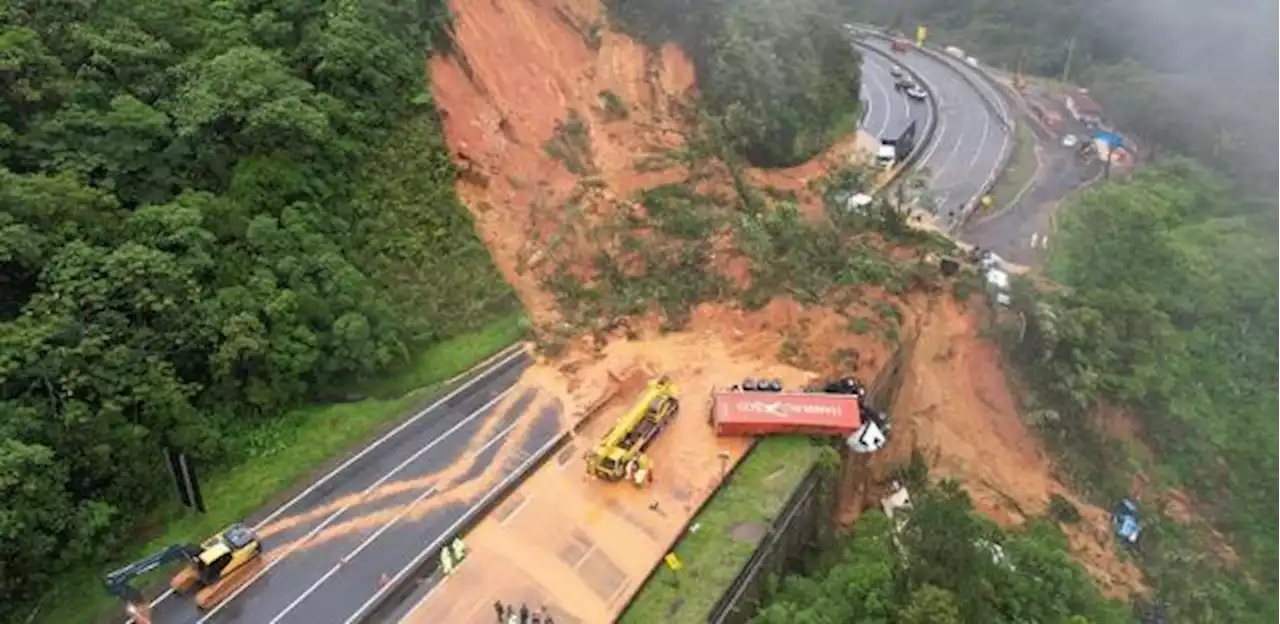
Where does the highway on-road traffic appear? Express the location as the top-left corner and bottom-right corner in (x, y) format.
(139, 343), (565, 624)
(856, 34), (1010, 230)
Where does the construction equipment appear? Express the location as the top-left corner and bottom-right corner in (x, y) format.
(104, 523), (264, 615)
(584, 376), (679, 482)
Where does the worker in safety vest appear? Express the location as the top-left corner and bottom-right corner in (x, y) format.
(451, 536), (467, 563)
(440, 546), (455, 576)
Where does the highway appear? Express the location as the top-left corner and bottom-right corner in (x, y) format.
(138, 343), (565, 624)
(858, 47), (923, 143)
(857, 35), (1010, 229)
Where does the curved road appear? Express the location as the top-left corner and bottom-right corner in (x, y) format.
(133, 345), (564, 624)
(859, 49), (922, 143)
(858, 36), (1009, 230)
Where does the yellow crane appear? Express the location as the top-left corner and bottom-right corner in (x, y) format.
(584, 377), (679, 483)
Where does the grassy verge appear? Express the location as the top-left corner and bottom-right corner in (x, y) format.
(990, 123), (1038, 208)
(618, 436), (822, 624)
(37, 312), (526, 624)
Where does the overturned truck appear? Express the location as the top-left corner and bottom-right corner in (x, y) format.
(710, 377), (889, 452)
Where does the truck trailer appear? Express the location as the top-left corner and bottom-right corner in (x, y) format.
(710, 391), (862, 437)
(876, 119), (918, 169)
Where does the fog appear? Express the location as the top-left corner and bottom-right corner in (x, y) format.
(846, 0), (1280, 194)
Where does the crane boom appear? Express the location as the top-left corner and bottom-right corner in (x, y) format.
(585, 377), (679, 481)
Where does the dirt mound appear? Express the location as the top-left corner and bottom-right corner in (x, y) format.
(430, 0), (698, 323)
(885, 295), (1146, 598)
(427, 0), (1152, 604)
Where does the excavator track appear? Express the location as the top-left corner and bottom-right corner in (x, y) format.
(195, 556), (266, 610)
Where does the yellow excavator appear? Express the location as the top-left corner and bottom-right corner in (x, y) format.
(104, 523), (265, 619)
(585, 376), (679, 484)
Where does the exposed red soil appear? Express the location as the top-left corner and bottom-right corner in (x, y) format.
(425, 0), (1149, 605)
(430, 0), (697, 323)
(884, 296), (1147, 598)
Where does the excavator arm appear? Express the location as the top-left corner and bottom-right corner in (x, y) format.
(104, 543), (200, 605)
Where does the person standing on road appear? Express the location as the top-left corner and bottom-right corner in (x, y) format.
(494, 601), (506, 622)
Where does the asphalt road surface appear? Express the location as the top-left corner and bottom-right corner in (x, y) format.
(858, 37), (1009, 230)
(142, 344), (564, 624)
(962, 93), (1103, 265)
(859, 48), (926, 142)
(963, 142), (1099, 266)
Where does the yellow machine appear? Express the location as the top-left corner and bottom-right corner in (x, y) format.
(584, 377), (679, 482)
(104, 523), (265, 615)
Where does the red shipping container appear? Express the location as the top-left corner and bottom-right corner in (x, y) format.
(710, 391), (862, 437)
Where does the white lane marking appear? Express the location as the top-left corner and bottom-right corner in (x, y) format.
(194, 386), (521, 623)
(864, 64), (893, 137)
(962, 94), (992, 179)
(136, 343), (526, 616)
(934, 75), (975, 189)
(264, 419), (522, 624)
(346, 430), (565, 624)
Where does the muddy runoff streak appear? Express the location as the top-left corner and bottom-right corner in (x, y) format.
(196, 384), (561, 623)
(266, 395), (562, 557)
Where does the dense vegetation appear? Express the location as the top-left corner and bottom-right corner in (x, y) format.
(1002, 161), (1278, 620)
(755, 469), (1130, 623)
(605, 0), (863, 166)
(0, 0), (513, 618)
(839, 0), (1277, 618)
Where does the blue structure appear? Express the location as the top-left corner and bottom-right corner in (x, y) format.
(1113, 498), (1142, 545)
(1094, 131), (1125, 151)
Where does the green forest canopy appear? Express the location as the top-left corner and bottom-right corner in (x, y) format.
(0, 0), (514, 618)
(755, 478), (1131, 624)
(1007, 161), (1278, 621)
(605, 0), (863, 166)
(838, 0), (1277, 617)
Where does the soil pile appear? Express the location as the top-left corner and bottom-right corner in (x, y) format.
(885, 295), (1146, 598)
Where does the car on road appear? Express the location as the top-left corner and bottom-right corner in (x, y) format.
(905, 86), (928, 101)
(894, 77), (915, 92)
(1061, 134), (1079, 148)
(890, 65), (905, 78)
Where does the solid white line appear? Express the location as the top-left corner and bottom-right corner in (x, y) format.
(265, 420), (521, 624)
(138, 343), (525, 614)
(866, 65), (893, 137)
(965, 99), (992, 173)
(195, 386), (521, 623)
(934, 77), (973, 190)
(351, 431), (565, 624)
